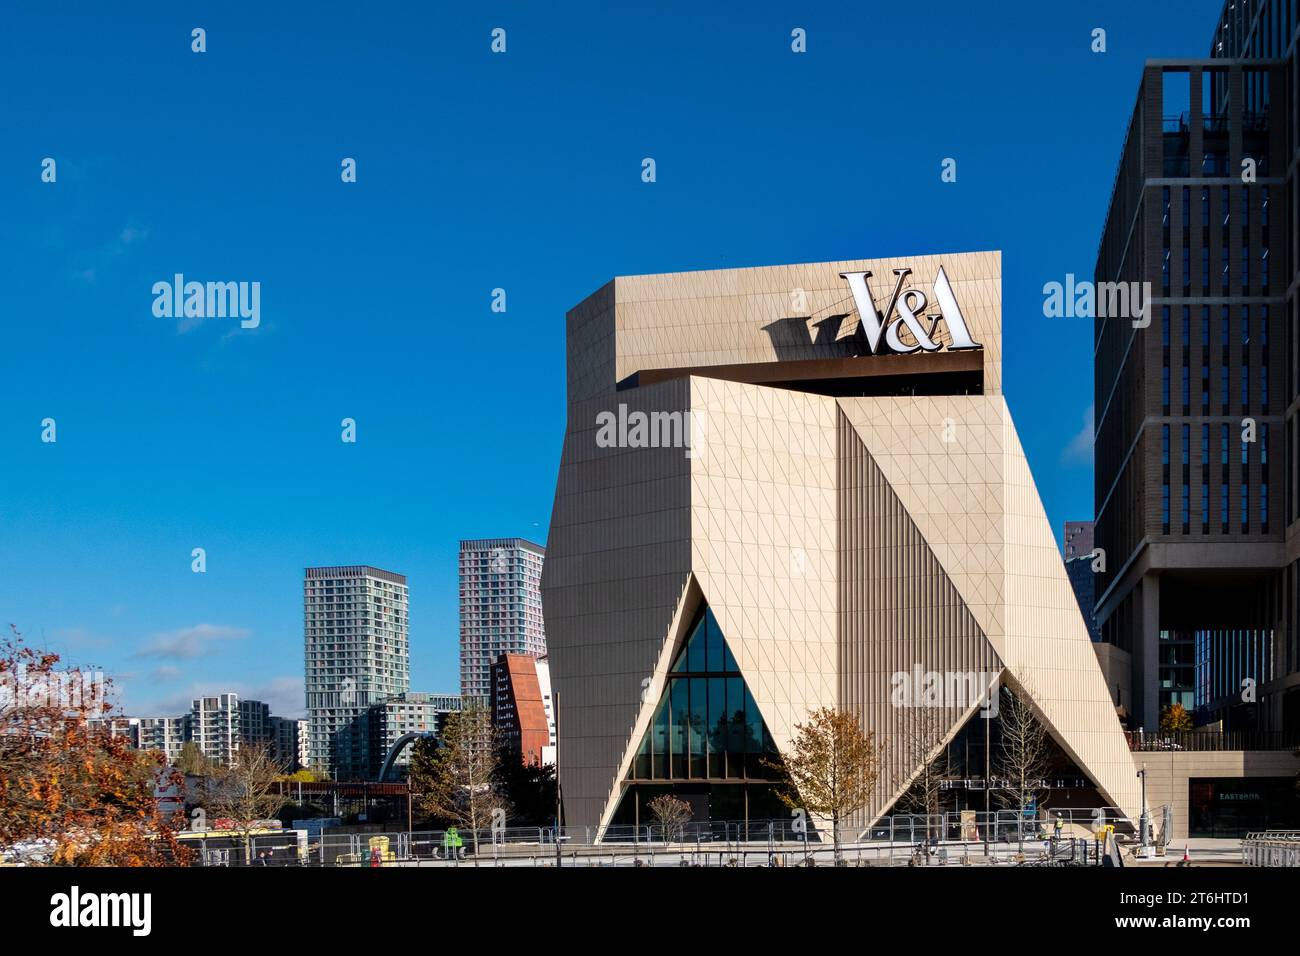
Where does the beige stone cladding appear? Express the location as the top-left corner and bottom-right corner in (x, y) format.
(543, 251), (1138, 831)
(541, 377), (694, 828)
(613, 251), (1003, 395)
(686, 375), (841, 805)
(542, 372), (843, 830)
(838, 408), (1003, 826)
(837, 395), (1140, 819)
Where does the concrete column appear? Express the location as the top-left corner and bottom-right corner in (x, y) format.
(1136, 571), (1162, 731)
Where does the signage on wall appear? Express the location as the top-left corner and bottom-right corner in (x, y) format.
(837, 265), (982, 356)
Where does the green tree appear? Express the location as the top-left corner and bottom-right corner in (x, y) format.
(409, 703), (508, 864)
(176, 741), (213, 776)
(281, 767), (325, 784)
(764, 707), (880, 863)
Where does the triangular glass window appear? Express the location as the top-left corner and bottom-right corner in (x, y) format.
(630, 605), (778, 782)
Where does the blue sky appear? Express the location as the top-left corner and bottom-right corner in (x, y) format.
(0, 0), (1221, 717)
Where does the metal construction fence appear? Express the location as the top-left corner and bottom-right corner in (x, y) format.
(855, 807), (1136, 845)
(1241, 831), (1300, 867)
(297, 807), (1138, 867)
(180, 831), (308, 867)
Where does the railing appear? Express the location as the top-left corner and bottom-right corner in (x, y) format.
(857, 808), (1134, 846)
(1242, 831), (1300, 867)
(1162, 112), (1266, 137)
(298, 808), (1139, 867)
(1125, 730), (1298, 752)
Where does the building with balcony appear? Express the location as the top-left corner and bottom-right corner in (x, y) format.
(304, 565), (410, 779)
(459, 539), (546, 702)
(188, 693), (241, 765)
(364, 692), (461, 779)
(270, 715), (309, 772)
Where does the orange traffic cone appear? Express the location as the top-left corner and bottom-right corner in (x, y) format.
(1182, 844), (1190, 863)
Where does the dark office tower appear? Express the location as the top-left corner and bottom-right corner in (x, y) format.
(1094, 0), (1297, 737)
(1064, 520), (1096, 560)
(1064, 521), (1101, 644)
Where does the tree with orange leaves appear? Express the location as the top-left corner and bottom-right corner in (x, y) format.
(0, 624), (190, 866)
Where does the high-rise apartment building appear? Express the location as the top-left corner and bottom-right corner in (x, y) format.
(1094, 0), (1300, 737)
(459, 539), (546, 701)
(1062, 521), (1102, 647)
(304, 565), (410, 779)
(112, 698), (296, 767)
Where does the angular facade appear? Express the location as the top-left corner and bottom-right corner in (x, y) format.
(542, 252), (1141, 832)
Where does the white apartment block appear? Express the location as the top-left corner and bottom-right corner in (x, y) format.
(536, 655), (556, 765)
(459, 539), (546, 702)
(190, 693), (243, 765)
(136, 715), (187, 763)
(115, 695), (286, 766)
(304, 565), (410, 779)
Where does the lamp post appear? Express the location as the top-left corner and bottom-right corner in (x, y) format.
(554, 690), (562, 868)
(1136, 764), (1151, 858)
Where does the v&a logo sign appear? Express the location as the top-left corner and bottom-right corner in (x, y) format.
(837, 265), (982, 356)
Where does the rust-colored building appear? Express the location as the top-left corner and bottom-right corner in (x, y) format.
(491, 653), (555, 766)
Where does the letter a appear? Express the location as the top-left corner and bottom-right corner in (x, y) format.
(932, 266), (981, 350)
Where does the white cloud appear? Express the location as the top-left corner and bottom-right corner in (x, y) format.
(133, 623), (249, 661)
(1062, 404), (1094, 466)
(70, 222), (149, 284)
(125, 675), (305, 720)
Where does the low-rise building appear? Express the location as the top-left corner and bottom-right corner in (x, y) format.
(365, 692), (462, 779)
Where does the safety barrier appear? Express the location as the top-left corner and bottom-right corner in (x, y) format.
(1242, 831), (1300, 867)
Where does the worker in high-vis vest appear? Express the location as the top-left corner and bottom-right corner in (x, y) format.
(444, 827), (464, 859)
